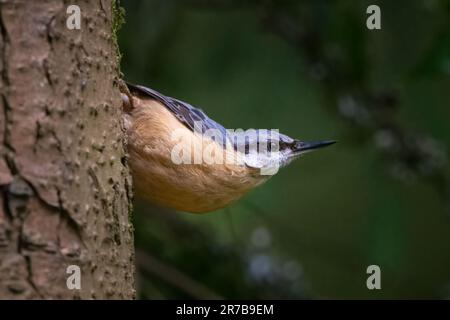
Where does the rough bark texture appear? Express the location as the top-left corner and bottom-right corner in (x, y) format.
(0, 0), (135, 299)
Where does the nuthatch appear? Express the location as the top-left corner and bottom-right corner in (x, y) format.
(121, 82), (335, 213)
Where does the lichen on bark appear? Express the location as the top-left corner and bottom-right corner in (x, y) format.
(112, 0), (125, 76)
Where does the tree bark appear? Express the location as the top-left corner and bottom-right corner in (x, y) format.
(0, 0), (135, 299)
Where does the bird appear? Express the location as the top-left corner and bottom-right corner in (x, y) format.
(121, 82), (335, 213)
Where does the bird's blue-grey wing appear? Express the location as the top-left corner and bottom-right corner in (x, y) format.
(126, 82), (230, 147)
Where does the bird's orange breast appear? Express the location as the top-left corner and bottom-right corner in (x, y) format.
(124, 96), (265, 213)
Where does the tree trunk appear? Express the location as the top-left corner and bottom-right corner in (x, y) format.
(0, 0), (135, 299)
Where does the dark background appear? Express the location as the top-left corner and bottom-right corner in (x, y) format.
(118, 0), (450, 299)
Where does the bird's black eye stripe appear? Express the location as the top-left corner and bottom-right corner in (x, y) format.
(239, 139), (292, 154)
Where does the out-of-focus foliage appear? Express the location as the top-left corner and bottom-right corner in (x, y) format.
(119, 0), (450, 299)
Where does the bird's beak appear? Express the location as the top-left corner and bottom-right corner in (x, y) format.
(293, 140), (336, 155)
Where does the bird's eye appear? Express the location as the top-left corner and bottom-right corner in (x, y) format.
(258, 141), (273, 152)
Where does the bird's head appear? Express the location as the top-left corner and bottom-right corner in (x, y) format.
(231, 130), (335, 175)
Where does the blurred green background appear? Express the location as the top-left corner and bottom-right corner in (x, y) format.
(118, 0), (450, 299)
